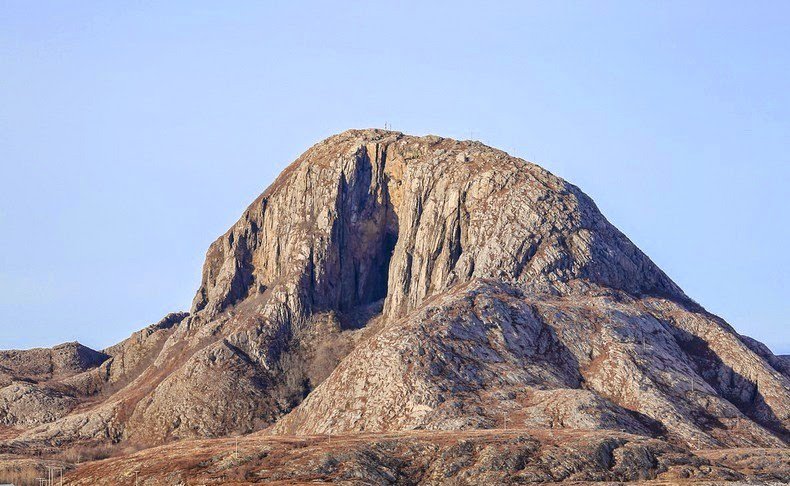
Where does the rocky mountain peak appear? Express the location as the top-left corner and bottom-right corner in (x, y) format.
(2, 130), (788, 484)
(191, 129), (687, 325)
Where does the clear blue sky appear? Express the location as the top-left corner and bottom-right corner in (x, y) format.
(1, 2), (788, 353)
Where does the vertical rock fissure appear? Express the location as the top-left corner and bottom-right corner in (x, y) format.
(327, 144), (400, 315)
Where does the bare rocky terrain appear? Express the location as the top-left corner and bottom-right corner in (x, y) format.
(1, 129), (787, 484)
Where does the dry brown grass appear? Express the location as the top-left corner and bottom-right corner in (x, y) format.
(0, 467), (38, 485)
(44, 441), (146, 465)
(57, 444), (114, 464)
(0, 442), (149, 485)
(64, 429), (781, 485)
(0, 438), (153, 486)
(0, 460), (50, 486)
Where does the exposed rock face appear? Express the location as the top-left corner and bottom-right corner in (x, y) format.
(64, 312), (188, 396)
(1, 129), (787, 483)
(0, 343), (109, 429)
(0, 382), (77, 426)
(0, 342), (108, 387)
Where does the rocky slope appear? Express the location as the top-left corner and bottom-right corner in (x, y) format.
(0, 342), (108, 387)
(1, 129), (787, 483)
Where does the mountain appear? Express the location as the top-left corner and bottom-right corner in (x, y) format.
(1, 129), (788, 484)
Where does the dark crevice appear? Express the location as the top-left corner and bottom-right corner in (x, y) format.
(367, 231), (398, 304)
(317, 144), (400, 318)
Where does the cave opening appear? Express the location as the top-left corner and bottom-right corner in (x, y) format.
(365, 227), (398, 305)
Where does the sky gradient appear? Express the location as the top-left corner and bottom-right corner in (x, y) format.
(1, 2), (788, 353)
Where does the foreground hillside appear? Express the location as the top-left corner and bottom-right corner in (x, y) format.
(63, 430), (789, 485)
(1, 129), (787, 483)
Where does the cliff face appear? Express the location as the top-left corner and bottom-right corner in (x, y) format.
(191, 130), (686, 324)
(1, 130), (788, 481)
